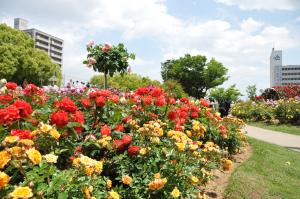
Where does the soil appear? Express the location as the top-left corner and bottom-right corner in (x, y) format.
(201, 144), (253, 199)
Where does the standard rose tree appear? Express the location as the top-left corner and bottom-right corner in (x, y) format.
(83, 41), (135, 89)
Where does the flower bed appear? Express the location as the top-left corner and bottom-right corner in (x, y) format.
(231, 99), (300, 124)
(0, 82), (246, 198)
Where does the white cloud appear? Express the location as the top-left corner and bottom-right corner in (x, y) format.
(0, 0), (299, 93)
(297, 16), (300, 21)
(216, 0), (300, 10)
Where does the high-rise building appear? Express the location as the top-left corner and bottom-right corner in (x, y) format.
(270, 48), (300, 87)
(14, 18), (63, 67)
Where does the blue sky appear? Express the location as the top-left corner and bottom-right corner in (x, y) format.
(1, 0), (300, 95)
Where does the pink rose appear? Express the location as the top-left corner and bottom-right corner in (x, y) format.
(102, 43), (112, 53)
(86, 40), (95, 48)
(87, 57), (96, 66)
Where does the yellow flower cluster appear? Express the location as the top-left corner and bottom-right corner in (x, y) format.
(0, 171), (10, 188)
(203, 141), (220, 153)
(82, 186), (95, 199)
(223, 116), (245, 126)
(222, 159), (233, 171)
(170, 187), (181, 198)
(98, 136), (112, 148)
(9, 186), (33, 199)
(73, 155), (103, 176)
(31, 123), (60, 140)
(148, 173), (167, 190)
(43, 154), (58, 163)
(26, 148), (42, 165)
(107, 190), (120, 199)
(167, 130), (202, 153)
(191, 121), (206, 138)
(137, 120), (166, 137)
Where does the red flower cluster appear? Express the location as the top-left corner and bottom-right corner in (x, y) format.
(273, 84), (300, 99)
(13, 100), (33, 118)
(6, 82), (17, 90)
(0, 95), (13, 105)
(101, 125), (111, 136)
(81, 98), (91, 108)
(59, 97), (78, 113)
(50, 110), (69, 128)
(72, 111), (85, 134)
(113, 134), (133, 151)
(11, 129), (32, 140)
(128, 145), (140, 156)
(0, 105), (20, 125)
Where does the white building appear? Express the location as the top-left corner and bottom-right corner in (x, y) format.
(270, 48), (300, 87)
(14, 18), (64, 67)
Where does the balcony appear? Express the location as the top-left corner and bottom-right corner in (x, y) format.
(51, 52), (62, 60)
(51, 46), (62, 53)
(36, 35), (49, 43)
(51, 40), (63, 47)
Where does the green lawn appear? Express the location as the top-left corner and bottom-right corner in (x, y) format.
(249, 121), (300, 136)
(224, 137), (300, 199)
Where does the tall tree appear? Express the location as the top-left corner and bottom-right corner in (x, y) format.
(161, 54), (228, 98)
(0, 24), (62, 86)
(246, 84), (257, 100)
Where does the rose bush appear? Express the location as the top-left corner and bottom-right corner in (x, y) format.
(231, 98), (300, 124)
(0, 82), (246, 198)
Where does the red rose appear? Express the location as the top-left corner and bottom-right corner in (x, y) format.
(0, 105), (20, 125)
(151, 87), (163, 97)
(11, 129), (32, 140)
(180, 98), (189, 104)
(109, 95), (119, 103)
(89, 92), (98, 99)
(190, 111), (198, 119)
(114, 124), (125, 132)
(113, 139), (125, 151)
(200, 98), (210, 108)
(72, 111), (85, 134)
(98, 90), (111, 97)
(179, 110), (187, 119)
(6, 82), (17, 90)
(81, 98), (91, 108)
(168, 97), (176, 105)
(13, 100), (33, 118)
(128, 146), (140, 155)
(136, 87), (150, 95)
(122, 116), (132, 123)
(122, 135), (132, 145)
(219, 125), (227, 135)
(59, 97), (78, 113)
(0, 95), (13, 105)
(191, 105), (200, 112)
(155, 97), (166, 107)
(96, 96), (106, 107)
(24, 84), (38, 95)
(50, 110), (69, 128)
(168, 110), (177, 121)
(142, 95), (152, 105)
(101, 125), (111, 136)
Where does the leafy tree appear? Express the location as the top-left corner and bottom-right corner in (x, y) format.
(209, 85), (242, 104)
(246, 84), (257, 100)
(161, 54), (228, 98)
(83, 42), (135, 89)
(0, 24), (62, 86)
(162, 80), (187, 98)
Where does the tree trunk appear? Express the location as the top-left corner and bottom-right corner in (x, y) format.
(104, 72), (108, 89)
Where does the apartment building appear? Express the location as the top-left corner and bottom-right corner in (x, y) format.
(14, 18), (63, 67)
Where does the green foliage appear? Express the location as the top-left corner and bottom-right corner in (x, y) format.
(246, 85), (257, 100)
(209, 85), (242, 103)
(162, 79), (188, 98)
(0, 24), (62, 86)
(90, 73), (161, 91)
(161, 54), (228, 98)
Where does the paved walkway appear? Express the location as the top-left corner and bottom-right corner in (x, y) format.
(245, 125), (300, 152)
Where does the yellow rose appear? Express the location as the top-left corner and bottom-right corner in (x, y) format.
(84, 166), (94, 176)
(122, 175), (132, 185)
(72, 158), (80, 167)
(190, 176), (199, 184)
(26, 148), (42, 165)
(3, 136), (19, 144)
(189, 144), (198, 151)
(222, 159), (233, 171)
(150, 137), (160, 144)
(106, 179), (112, 189)
(0, 171), (10, 188)
(94, 161), (103, 174)
(10, 186), (33, 199)
(175, 142), (185, 151)
(139, 148), (147, 155)
(107, 190), (120, 199)
(0, 150), (11, 169)
(43, 154), (58, 163)
(171, 187), (181, 198)
(49, 128), (60, 140)
(9, 146), (22, 156)
(40, 123), (52, 133)
(19, 139), (34, 146)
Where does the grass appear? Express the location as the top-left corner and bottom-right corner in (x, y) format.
(224, 137), (300, 199)
(248, 121), (300, 136)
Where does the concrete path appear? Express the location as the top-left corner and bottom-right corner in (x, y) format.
(245, 125), (300, 152)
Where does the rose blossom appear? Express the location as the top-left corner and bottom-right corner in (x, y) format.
(86, 40), (95, 48)
(87, 57), (96, 66)
(102, 43), (112, 53)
